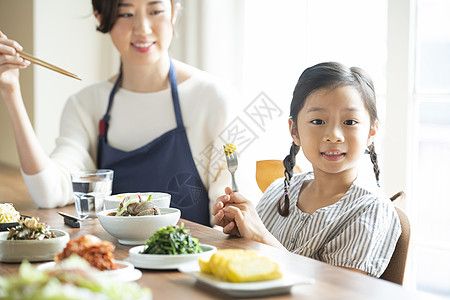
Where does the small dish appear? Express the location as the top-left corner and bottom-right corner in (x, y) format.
(126, 244), (216, 270)
(38, 259), (142, 282)
(104, 192), (171, 210)
(0, 229), (70, 263)
(178, 264), (314, 298)
(98, 208), (181, 245)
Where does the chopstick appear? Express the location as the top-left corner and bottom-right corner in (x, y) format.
(18, 51), (81, 81)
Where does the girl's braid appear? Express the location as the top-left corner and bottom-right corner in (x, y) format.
(278, 142), (300, 216)
(368, 143), (380, 187)
(368, 143), (405, 201)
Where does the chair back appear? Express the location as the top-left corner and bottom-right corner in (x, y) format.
(380, 205), (410, 285)
(256, 160), (302, 193)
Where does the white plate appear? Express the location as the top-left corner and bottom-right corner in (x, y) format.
(38, 259), (142, 282)
(178, 264), (315, 298)
(0, 229), (70, 263)
(126, 244), (217, 270)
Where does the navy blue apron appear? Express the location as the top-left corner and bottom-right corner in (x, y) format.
(97, 59), (210, 226)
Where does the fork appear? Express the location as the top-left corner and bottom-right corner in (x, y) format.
(224, 147), (239, 192)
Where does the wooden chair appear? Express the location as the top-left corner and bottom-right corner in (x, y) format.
(380, 193), (410, 285)
(255, 160), (302, 193)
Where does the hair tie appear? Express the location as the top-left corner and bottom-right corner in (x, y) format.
(283, 180), (289, 196)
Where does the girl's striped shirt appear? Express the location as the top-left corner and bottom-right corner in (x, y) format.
(256, 172), (401, 277)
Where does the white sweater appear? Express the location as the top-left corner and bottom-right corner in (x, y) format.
(22, 70), (256, 218)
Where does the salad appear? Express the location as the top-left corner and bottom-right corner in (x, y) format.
(142, 223), (202, 255)
(0, 203), (20, 223)
(0, 256), (151, 300)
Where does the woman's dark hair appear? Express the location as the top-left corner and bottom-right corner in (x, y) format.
(92, 0), (180, 33)
(92, 0), (119, 33)
(278, 62), (380, 217)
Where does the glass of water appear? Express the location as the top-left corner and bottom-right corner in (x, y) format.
(70, 169), (113, 219)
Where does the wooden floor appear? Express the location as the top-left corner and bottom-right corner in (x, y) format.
(0, 163), (36, 211)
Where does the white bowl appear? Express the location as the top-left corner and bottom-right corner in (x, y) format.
(127, 244), (217, 269)
(98, 208), (181, 245)
(104, 192), (171, 210)
(0, 229), (70, 262)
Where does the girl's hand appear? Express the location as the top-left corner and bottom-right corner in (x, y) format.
(212, 189), (240, 235)
(0, 31), (30, 93)
(221, 187), (269, 242)
(212, 187), (288, 250)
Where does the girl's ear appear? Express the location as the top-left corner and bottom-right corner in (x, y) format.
(289, 118), (301, 147)
(367, 120), (379, 146)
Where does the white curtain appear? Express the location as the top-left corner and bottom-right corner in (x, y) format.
(170, 0), (245, 91)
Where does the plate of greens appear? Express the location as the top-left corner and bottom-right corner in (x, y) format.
(125, 223), (216, 269)
(126, 244), (216, 269)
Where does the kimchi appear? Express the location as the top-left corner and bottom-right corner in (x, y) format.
(55, 234), (116, 271)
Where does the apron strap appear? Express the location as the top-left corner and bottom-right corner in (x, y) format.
(168, 58), (183, 128)
(101, 57), (182, 137)
(100, 64), (123, 137)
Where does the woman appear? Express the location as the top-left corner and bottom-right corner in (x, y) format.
(0, 0), (238, 226)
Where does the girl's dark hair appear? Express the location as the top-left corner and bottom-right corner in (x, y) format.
(278, 141), (300, 216)
(278, 62), (380, 217)
(92, 0), (180, 33)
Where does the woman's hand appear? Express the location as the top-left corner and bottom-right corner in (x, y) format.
(0, 31), (48, 176)
(0, 31), (30, 93)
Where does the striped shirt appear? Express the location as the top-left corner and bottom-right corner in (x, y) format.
(256, 172), (401, 277)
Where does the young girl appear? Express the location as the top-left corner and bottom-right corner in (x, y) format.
(0, 0), (239, 226)
(212, 62), (401, 277)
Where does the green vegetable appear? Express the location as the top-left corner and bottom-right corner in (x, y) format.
(0, 256), (151, 300)
(142, 223), (202, 255)
(7, 217), (54, 240)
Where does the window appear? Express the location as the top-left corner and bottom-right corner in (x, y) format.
(241, 0), (388, 181)
(412, 0), (450, 296)
(174, 1), (449, 296)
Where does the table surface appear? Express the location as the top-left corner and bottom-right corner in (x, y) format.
(0, 205), (439, 300)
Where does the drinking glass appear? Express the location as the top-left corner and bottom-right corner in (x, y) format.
(71, 169), (113, 219)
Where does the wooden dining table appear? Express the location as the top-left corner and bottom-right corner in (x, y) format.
(0, 205), (438, 300)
